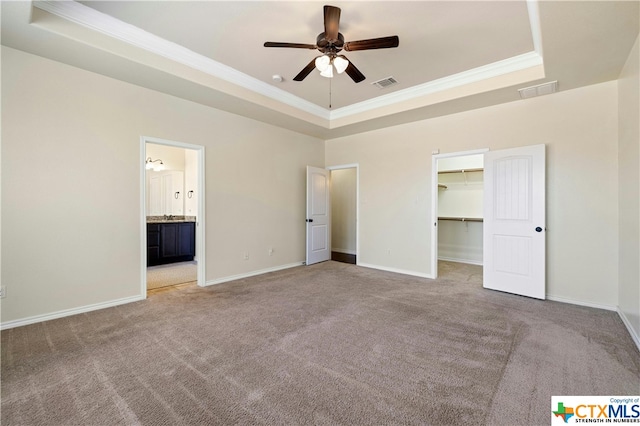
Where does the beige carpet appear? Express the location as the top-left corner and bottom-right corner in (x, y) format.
(2, 261), (638, 425)
(146, 261), (197, 290)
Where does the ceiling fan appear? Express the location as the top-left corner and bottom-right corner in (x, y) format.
(264, 5), (399, 83)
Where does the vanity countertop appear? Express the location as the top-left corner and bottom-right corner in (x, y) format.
(147, 216), (196, 224)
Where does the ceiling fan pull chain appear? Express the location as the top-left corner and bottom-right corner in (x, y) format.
(329, 76), (332, 109)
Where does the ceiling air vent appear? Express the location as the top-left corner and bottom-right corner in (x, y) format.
(518, 81), (558, 99)
(371, 76), (398, 89)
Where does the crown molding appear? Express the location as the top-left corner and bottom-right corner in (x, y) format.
(33, 0), (330, 120)
(33, 0), (543, 125)
(526, 0), (544, 57)
(329, 51), (543, 121)
(330, 0), (545, 121)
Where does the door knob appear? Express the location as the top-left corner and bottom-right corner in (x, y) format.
(306, 219), (314, 223)
(535, 227), (543, 232)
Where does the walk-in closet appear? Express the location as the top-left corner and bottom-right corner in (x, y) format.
(437, 154), (484, 275)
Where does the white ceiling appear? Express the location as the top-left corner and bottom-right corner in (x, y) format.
(2, 1), (638, 139)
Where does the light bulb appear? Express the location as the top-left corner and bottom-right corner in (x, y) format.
(333, 56), (349, 74)
(320, 65), (334, 78)
(315, 55), (330, 72)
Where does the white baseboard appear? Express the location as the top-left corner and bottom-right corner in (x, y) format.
(0, 294), (145, 330)
(617, 308), (640, 352)
(546, 294), (617, 311)
(205, 262), (304, 286)
(332, 248), (356, 255)
(357, 262), (434, 279)
(438, 257), (483, 266)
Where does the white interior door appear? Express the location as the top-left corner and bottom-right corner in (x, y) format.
(483, 144), (546, 299)
(306, 166), (331, 265)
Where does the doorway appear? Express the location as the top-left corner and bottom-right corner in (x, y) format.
(329, 166), (358, 264)
(431, 149), (487, 279)
(431, 145), (546, 299)
(141, 136), (205, 296)
(304, 164), (359, 266)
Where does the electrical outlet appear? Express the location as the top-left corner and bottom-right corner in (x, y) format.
(268, 248), (274, 256)
(0, 286), (6, 299)
(243, 252), (249, 260)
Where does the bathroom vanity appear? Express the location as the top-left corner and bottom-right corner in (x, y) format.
(147, 218), (195, 266)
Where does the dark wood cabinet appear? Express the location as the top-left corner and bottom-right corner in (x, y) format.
(147, 224), (161, 265)
(147, 222), (195, 266)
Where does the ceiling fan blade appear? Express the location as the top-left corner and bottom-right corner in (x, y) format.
(264, 42), (317, 49)
(344, 35), (399, 51)
(293, 58), (318, 81)
(324, 5), (341, 42)
(339, 56), (365, 83)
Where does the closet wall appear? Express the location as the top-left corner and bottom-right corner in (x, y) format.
(437, 154), (484, 265)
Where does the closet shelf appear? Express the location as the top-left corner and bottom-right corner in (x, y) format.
(438, 168), (483, 185)
(438, 217), (483, 222)
(438, 168), (483, 174)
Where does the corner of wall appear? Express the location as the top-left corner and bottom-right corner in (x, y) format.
(617, 31), (640, 348)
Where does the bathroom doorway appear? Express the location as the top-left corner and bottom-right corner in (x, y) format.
(141, 136), (205, 296)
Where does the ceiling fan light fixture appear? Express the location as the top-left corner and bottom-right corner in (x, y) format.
(333, 56), (349, 74)
(320, 65), (334, 78)
(315, 55), (330, 72)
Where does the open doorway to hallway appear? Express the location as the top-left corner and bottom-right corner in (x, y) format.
(330, 166), (358, 265)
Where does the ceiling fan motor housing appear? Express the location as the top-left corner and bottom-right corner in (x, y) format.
(317, 32), (344, 54)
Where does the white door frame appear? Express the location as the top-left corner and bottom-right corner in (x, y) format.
(430, 149), (487, 279)
(327, 164), (360, 265)
(140, 136), (206, 296)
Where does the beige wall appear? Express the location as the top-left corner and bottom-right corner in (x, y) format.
(1, 46), (324, 324)
(618, 33), (640, 342)
(1, 41), (634, 330)
(146, 143), (185, 172)
(326, 80), (620, 307)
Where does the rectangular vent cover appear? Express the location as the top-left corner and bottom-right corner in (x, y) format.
(518, 81), (558, 99)
(371, 77), (398, 89)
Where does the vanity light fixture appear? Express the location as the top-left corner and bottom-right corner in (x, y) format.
(145, 157), (165, 171)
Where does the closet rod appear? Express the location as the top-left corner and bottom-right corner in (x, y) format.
(438, 217), (483, 222)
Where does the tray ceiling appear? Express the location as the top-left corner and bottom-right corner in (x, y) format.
(2, 1), (638, 138)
